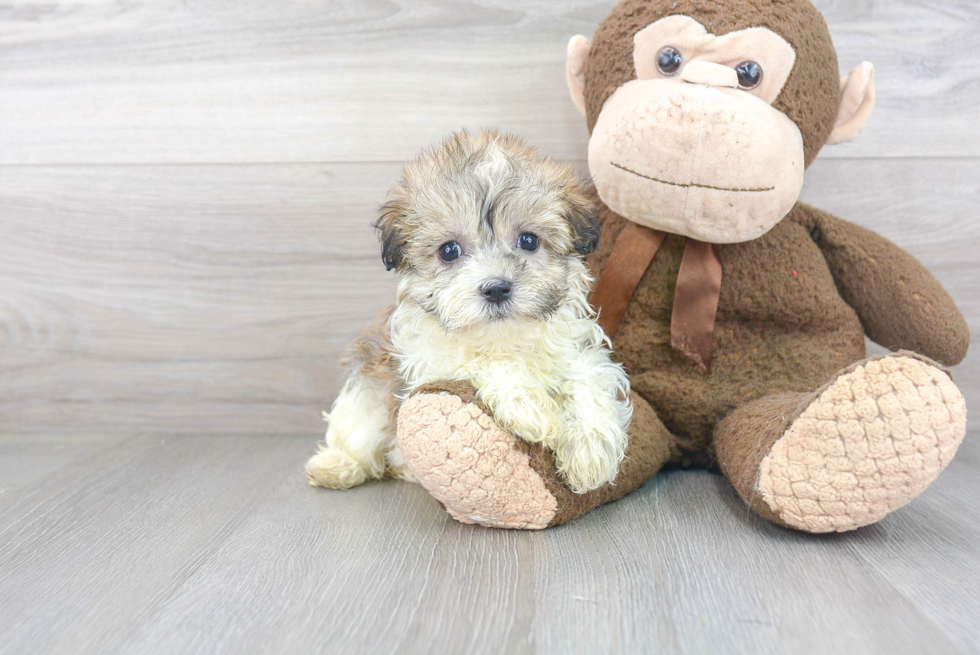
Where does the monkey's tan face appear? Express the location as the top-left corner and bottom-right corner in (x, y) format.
(586, 15), (807, 244)
(378, 132), (599, 334)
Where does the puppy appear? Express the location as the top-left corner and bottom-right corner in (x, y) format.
(306, 129), (631, 494)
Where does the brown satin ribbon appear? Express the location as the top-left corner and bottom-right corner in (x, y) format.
(670, 239), (722, 372)
(591, 224), (723, 373)
(591, 222), (666, 339)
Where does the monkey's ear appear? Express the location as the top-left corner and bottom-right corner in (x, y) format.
(376, 200), (407, 272)
(827, 62), (876, 145)
(566, 35), (591, 118)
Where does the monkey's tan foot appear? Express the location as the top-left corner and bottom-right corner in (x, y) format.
(306, 448), (368, 489)
(716, 352), (967, 534)
(397, 381), (672, 529)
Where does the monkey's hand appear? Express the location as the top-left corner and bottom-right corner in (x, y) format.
(798, 203), (970, 367)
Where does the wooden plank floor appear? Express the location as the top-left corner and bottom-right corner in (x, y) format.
(1, 1), (979, 653)
(0, 431), (978, 655)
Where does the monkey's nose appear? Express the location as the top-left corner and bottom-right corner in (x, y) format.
(679, 61), (739, 88)
(482, 281), (513, 305)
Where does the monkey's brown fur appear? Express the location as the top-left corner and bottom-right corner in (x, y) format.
(589, 203), (968, 459)
(396, 0), (969, 532)
(579, 0), (968, 452)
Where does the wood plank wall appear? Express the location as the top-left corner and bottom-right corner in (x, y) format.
(1, 0), (977, 435)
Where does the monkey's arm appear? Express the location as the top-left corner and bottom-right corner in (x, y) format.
(794, 203), (969, 367)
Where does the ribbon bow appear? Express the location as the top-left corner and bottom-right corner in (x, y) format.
(591, 222), (722, 372)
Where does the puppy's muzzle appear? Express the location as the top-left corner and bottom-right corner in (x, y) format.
(481, 280), (513, 306)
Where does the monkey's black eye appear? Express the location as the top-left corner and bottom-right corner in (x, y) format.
(517, 233), (539, 252)
(656, 47), (683, 76)
(736, 61), (763, 89)
(438, 241), (461, 263)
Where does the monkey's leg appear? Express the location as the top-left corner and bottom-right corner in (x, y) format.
(715, 352), (967, 533)
(396, 381), (674, 529)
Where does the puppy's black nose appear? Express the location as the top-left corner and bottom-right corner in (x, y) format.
(482, 281), (513, 305)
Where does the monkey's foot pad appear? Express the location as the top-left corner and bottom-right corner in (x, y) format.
(758, 354), (967, 533)
(397, 391), (558, 529)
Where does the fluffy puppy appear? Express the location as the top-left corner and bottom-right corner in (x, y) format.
(306, 129), (632, 494)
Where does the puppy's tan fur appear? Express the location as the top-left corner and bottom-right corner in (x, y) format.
(306, 130), (631, 494)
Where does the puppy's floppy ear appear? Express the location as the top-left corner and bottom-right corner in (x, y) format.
(376, 199), (407, 272)
(565, 189), (601, 255)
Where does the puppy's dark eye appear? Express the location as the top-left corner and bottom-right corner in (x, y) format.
(438, 241), (461, 263)
(735, 61), (763, 89)
(657, 47), (683, 76)
(517, 233), (539, 252)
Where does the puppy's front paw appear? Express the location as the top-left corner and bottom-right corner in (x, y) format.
(484, 386), (563, 445)
(306, 448), (368, 489)
(554, 410), (630, 494)
(555, 437), (623, 494)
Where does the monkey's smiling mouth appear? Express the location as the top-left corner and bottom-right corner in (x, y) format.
(611, 162), (775, 193)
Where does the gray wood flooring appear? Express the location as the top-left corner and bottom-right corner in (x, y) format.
(1, 1), (979, 653)
(0, 431), (978, 654)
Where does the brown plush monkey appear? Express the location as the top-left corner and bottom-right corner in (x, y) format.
(397, 0), (970, 533)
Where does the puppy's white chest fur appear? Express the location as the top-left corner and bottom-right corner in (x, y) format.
(394, 302), (566, 391)
(390, 279), (632, 493)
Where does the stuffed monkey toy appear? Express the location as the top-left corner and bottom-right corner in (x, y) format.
(396, 0), (970, 532)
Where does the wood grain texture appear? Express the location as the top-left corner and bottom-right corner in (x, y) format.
(0, 432), (976, 655)
(0, 0), (979, 164)
(0, 433), (315, 655)
(0, 163), (399, 434)
(0, 433), (127, 494)
(1, 158), (976, 434)
(846, 457), (980, 654)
